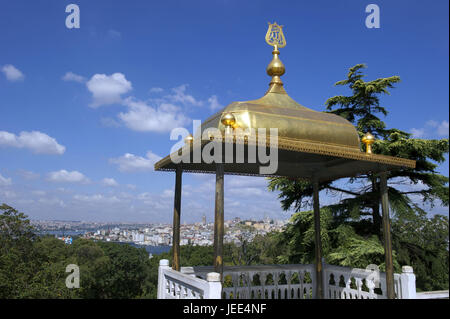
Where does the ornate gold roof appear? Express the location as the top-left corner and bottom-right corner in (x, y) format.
(201, 85), (361, 152)
(154, 22), (415, 181)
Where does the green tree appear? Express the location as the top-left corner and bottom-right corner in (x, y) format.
(272, 208), (398, 271)
(0, 204), (160, 299)
(392, 211), (449, 291)
(0, 204), (40, 298)
(95, 242), (151, 298)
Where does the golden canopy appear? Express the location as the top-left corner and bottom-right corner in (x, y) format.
(155, 29), (415, 182)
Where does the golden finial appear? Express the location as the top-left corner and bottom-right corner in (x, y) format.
(265, 22), (287, 93)
(361, 132), (375, 154)
(184, 134), (193, 145)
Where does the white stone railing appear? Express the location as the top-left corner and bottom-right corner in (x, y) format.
(183, 264), (316, 299)
(322, 263), (416, 299)
(158, 260), (420, 299)
(157, 260), (221, 299)
(416, 290), (449, 299)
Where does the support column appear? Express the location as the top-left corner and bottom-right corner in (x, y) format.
(213, 163), (224, 278)
(172, 165), (182, 271)
(313, 178), (324, 299)
(380, 171), (395, 299)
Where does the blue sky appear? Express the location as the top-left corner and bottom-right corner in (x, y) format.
(0, 0), (448, 223)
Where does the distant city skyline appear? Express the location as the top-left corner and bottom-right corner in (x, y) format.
(1, 0), (448, 223)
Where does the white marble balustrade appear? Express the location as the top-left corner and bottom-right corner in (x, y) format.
(157, 259), (221, 299)
(182, 264), (316, 299)
(158, 260), (420, 299)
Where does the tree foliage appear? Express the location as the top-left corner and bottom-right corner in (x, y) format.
(0, 204), (156, 299)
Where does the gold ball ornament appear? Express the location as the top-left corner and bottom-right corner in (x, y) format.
(361, 132), (375, 154)
(221, 112), (236, 128)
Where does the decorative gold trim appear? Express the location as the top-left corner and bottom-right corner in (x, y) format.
(154, 136), (416, 172)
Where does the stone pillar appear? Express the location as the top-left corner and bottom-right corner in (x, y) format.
(380, 171), (395, 299)
(172, 165), (182, 271)
(313, 178), (324, 299)
(213, 163), (225, 278)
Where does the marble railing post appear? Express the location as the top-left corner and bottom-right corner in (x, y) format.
(205, 272), (222, 299)
(399, 266), (416, 299)
(158, 259), (170, 299)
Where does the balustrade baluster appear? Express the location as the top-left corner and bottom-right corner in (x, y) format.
(299, 271), (304, 299)
(287, 271), (292, 300)
(274, 271), (279, 299)
(232, 273), (239, 299)
(247, 272), (252, 299)
(356, 278), (362, 299)
(260, 273), (267, 299)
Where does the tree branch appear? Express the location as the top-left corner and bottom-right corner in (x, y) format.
(400, 191), (427, 195)
(326, 186), (361, 196)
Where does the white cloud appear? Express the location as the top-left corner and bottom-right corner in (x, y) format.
(427, 120), (449, 137)
(47, 170), (90, 183)
(411, 128), (425, 138)
(100, 117), (121, 128)
(1, 64), (24, 81)
(0, 130), (66, 155)
(149, 87), (164, 93)
(228, 187), (264, 197)
(38, 197), (66, 207)
(89, 83), (215, 133)
(32, 190), (46, 196)
(0, 173), (12, 186)
(86, 73), (132, 107)
(73, 194), (121, 204)
(165, 84), (203, 106)
(411, 120), (449, 138)
(0, 189), (16, 198)
(62, 71), (86, 83)
(110, 151), (162, 172)
(118, 97), (189, 132)
(438, 121), (449, 136)
(17, 169), (40, 180)
(102, 177), (119, 187)
(208, 95), (222, 111)
(161, 189), (174, 198)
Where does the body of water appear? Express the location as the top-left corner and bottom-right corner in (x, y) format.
(38, 230), (85, 237)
